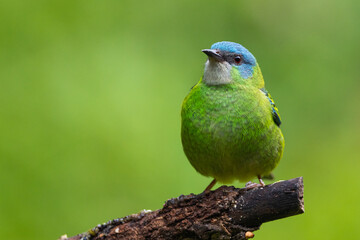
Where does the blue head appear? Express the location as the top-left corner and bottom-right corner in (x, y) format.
(211, 42), (257, 79)
(202, 41), (258, 85)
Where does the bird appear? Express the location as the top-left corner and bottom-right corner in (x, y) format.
(181, 41), (284, 191)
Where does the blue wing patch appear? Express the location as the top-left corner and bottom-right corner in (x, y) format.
(260, 88), (281, 127)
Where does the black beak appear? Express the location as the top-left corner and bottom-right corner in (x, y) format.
(202, 49), (224, 62)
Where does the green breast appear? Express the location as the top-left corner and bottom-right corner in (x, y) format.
(181, 82), (284, 183)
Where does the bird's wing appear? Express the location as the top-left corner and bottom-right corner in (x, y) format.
(260, 88), (281, 127)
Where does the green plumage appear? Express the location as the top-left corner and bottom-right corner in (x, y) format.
(181, 48), (284, 184)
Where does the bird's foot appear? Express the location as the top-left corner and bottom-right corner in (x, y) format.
(245, 176), (266, 189)
(245, 181), (263, 189)
(257, 175), (266, 187)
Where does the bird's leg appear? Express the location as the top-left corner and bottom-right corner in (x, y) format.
(245, 175), (266, 189)
(258, 175), (265, 187)
(204, 179), (217, 192)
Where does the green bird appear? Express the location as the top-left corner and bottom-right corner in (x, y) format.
(181, 41), (284, 191)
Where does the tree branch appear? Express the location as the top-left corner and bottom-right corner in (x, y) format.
(63, 177), (304, 240)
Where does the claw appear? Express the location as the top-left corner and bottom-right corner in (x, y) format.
(245, 181), (262, 189)
(245, 175), (266, 189)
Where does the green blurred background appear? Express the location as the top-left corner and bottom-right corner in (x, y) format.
(1, 0), (359, 239)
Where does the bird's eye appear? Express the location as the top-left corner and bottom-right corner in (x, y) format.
(234, 56), (241, 64)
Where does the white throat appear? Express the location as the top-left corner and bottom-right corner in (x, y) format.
(202, 60), (232, 85)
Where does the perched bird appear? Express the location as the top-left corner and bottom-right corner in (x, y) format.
(181, 41), (284, 191)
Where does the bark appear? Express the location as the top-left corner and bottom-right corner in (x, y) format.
(63, 177), (304, 240)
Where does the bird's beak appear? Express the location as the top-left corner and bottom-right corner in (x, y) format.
(202, 49), (224, 62)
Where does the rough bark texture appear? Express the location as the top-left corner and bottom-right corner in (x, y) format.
(63, 177), (304, 240)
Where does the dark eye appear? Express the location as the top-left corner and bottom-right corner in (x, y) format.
(234, 56), (241, 64)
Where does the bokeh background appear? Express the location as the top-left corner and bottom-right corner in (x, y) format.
(1, 0), (359, 239)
